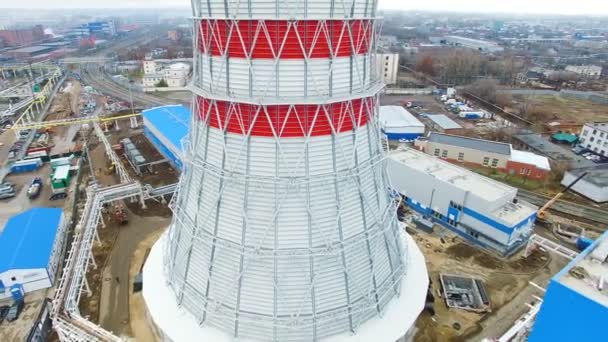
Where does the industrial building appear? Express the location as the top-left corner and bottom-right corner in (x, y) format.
(562, 165), (608, 203)
(68, 20), (116, 38)
(578, 122), (608, 157)
(513, 132), (592, 167)
(142, 104), (190, 170)
(439, 36), (504, 53)
(376, 53), (399, 85)
(564, 65), (603, 79)
(425, 114), (464, 135)
(142, 59), (191, 89)
(0, 208), (65, 299)
(388, 148), (537, 255)
(142, 0), (428, 341)
(379, 106), (425, 140)
(529, 230), (608, 341)
(6, 45), (55, 59)
(415, 132), (551, 179)
(0, 25), (45, 47)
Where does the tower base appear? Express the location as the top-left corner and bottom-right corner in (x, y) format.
(142, 231), (428, 342)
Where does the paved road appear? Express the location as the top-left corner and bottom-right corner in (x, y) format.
(518, 190), (608, 226)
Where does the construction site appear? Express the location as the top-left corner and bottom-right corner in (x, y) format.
(1, 2), (608, 342)
(0, 66), (604, 342)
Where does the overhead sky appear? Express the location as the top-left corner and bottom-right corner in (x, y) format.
(5, 0), (608, 16)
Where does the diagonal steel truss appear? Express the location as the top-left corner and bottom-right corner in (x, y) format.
(163, 6), (407, 336)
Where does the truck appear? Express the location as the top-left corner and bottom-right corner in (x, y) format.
(27, 177), (43, 199)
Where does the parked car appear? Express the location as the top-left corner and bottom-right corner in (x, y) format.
(0, 185), (14, 193)
(6, 301), (23, 322)
(50, 193), (67, 201)
(0, 305), (9, 324)
(27, 177), (43, 199)
(0, 192), (16, 200)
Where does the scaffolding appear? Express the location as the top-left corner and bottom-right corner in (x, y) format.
(142, 1), (422, 340)
(52, 181), (177, 342)
(7, 64), (64, 130)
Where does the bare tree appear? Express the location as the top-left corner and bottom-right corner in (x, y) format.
(465, 78), (500, 103)
(495, 92), (513, 109)
(415, 55), (436, 76)
(518, 93), (536, 117)
(438, 50), (483, 85)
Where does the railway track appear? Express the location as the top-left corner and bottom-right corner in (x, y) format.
(74, 33), (172, 108)
(517, 189), (608, 226)
(81, 64), (168, 107)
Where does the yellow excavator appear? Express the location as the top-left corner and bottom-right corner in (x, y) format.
(536, 172), (595, 250)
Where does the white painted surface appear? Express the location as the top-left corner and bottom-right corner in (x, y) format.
(143, 230), (428, 342)
(0, 268), (50, 299)
(510, 150), (551, 171)
(196, 56), (372, 99)
(379, 106), (425, 134)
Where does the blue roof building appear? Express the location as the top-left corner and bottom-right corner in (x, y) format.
(0, 208), (65, 299)
(142, 105), (191, 170)
(528, 230), (608, 341)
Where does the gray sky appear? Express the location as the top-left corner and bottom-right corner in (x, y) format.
(4, 0), (608, 15)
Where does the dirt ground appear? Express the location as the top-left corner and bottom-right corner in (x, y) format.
(97, 207), (170, 337)
(411, 226), (568, 342)
(513, 95), (608, 123)
(47, 81), (84, 155)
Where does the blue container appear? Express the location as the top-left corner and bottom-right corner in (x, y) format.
(10, 284), (24, 302)
(10, 163), (40, 173)
(576, 237), (594, 251)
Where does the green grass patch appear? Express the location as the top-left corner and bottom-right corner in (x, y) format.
(464, 165), (546, 191)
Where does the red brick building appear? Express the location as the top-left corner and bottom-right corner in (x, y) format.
(0, 25), (44, 47)
(415, 132), (552, 180)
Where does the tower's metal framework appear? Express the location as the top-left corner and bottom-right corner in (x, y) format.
(144, 1), (417, 341)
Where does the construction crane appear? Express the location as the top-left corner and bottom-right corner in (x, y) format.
(537, 172), (588, 221)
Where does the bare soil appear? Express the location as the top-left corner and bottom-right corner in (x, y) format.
(412, 228), (566, 342)
(513, 95), (608, 123)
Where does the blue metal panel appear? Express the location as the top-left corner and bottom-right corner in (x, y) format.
(144, 128), (183, 170)
(382, 131), (423, 141)
(529, 280), (608, 341)
(402, 194), (527, 256)
(0, 208), (62, 272)
(10, 284), (24, 302)
(142, 105), (190, 153)
(462, 207), (536, 235)
(447, 207), (460, 221)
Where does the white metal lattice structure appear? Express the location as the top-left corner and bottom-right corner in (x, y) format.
(52, 181), (176, 342)
(144, 0), (427, 341)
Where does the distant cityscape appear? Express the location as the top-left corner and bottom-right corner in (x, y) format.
(0, 5), (608, 342)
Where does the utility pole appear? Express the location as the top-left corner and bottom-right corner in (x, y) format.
(128, 79), (135, 115)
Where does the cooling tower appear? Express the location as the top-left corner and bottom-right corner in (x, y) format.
(142, 1), (428, 341)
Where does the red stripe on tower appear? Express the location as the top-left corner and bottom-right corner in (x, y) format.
(197, 20), (372, 58)
(197, 97), (375, 137)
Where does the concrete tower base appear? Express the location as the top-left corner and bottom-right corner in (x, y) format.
(142, 231), (429, 342)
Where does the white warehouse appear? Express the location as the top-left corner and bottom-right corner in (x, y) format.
(379, 106), (425, 140)
(0, 208), (66, 299)
(562, 166), (608, 203)
(388, 149), (537, 256)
